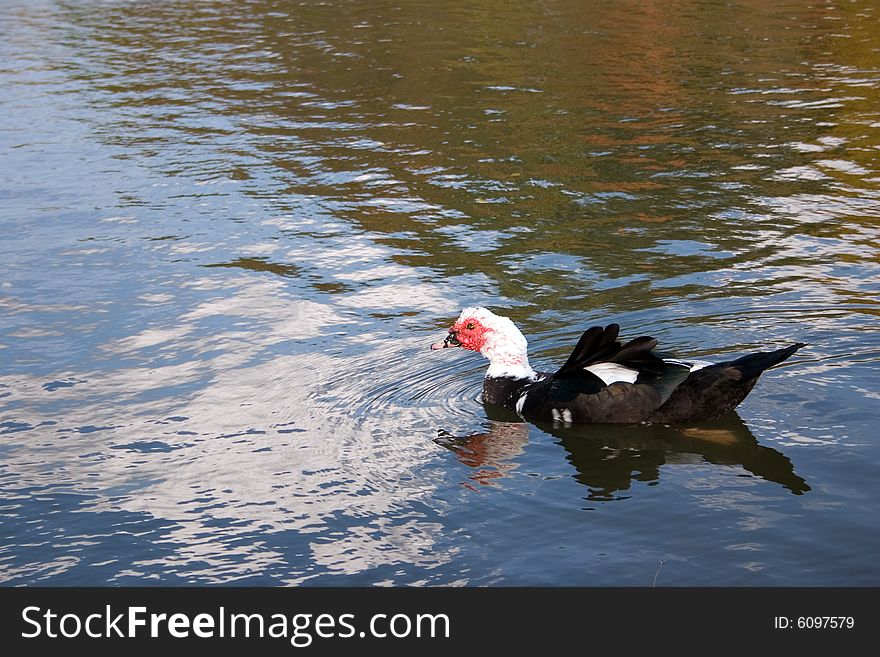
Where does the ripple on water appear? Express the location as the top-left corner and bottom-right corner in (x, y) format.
(306, 335), (486, 429)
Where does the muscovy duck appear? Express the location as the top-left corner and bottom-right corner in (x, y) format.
(431, 307), (806, 424)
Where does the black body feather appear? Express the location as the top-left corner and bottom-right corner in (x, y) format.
(481, 324), (806, 425)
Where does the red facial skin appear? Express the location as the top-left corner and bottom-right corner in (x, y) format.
(450, 318), (491, 352)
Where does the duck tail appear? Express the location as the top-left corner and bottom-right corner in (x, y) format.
(727, 342), (807, 379)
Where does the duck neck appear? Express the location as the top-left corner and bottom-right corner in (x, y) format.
(483, 345), (536, 380)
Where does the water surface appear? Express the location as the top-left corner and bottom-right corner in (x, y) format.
(1, 0), (879, 585)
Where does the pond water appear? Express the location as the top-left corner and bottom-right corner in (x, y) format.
(1, 0), (879, 586)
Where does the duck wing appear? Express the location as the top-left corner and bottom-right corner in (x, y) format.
(556, 324), (666, 380)
(516, 325), (670, 422)
(556, 324), (620, 376)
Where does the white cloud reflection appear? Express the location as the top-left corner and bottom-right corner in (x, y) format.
(1, 272), (460, 584)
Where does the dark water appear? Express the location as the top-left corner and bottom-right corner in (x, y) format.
(1, 0), (879, 586)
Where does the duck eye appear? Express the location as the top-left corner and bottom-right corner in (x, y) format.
(466, 323), (475, 330)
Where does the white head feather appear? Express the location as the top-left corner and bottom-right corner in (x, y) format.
(456, 307), (537, 380)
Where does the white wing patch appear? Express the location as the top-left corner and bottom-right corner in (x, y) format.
(551, 408), (573, 424)
(585, 362), (639, 385)
(515, 392), (528, 415)
(664, 358), (713, 372)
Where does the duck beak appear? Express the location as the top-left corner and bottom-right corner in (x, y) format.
(431, 332), (461, 350)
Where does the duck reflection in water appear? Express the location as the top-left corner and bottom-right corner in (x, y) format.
(436, 405), (810, 499)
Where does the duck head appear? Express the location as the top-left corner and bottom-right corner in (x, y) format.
(431, 307), (537, 379)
